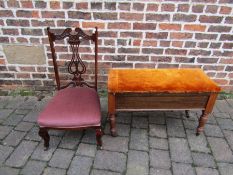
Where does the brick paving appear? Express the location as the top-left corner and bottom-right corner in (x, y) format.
(0, 96), (233, 175)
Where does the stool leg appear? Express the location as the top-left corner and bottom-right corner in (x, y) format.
(185, 110), (190, 118)
(108, 93), (117, 137)
(196, 110), (209, 136)
(109, 114), (117, 137)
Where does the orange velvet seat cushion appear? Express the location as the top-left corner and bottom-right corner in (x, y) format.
(108, 68), (221, 93)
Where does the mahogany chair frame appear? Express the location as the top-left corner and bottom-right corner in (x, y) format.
(38, 27), (103, 150)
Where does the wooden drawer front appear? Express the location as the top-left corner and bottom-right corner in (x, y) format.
(116, 93), (209, 110)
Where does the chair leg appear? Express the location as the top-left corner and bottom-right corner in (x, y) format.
(96, 127), (103, 150)
(39, 128), (50, 151)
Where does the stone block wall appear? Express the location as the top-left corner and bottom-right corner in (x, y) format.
(0, 0), (233, 92)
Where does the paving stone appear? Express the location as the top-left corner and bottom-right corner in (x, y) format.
(93, 150), (126, 173)
(5, 140), (38, 167)
(192, 152), (216, 168)
(126, 150), (149, 175)
(149, 112), (166, 124)
(206, 114), (217, 124)
(23, 108), (40, 123)
(195, 167), (219, 175)
(166, 118), (186, 137)
(3, 113), (24, 126)
(91, 169), (121, 175)
(183, 120), (197, 130)
(59, 131), (82, 149)
(186, 129), (210, 153)
(0, 125), (13, 139)
(14, 109), (31, 115)
(150, 149), (171, 169)
(149, 124), (167, 138)
(216, 100), (233, 113)
(31, 136), (61, 161)
(101, 111), (107, 123)
(116, 112), (132, 124)
(214, 112), (231, 119)
(208, 137), (233, 162)
(216, 118), (233, 130)
(0, 96), (11, 108)
(100, 97), (108, 111)
(102, 135), (128, 153)
(130, 128), (148, 151)
(0, 109), (13, 120)
(20, 160), (47, 175)
(149, 137), (168, 150)
(165, 111), (183, 119)
(82, 130), (96, 144)
(231, 114), (233, 120)
(104, 123), (130, 137)
(133, 111), (148, 117)
(35, 97), (51, 110)
(0, 145), (13, 163)
(213, 106), (220, 113)
(49, 130), (65, 137)
(3, 130), (26, 146)
(42, 167), (66, 175)
(150, 168), (172, 175)
(67, 156), (93, 175)
(218, 163), (233, 175)
(49, 148), (74, 169)
(227, 99), (233, 107)
(185, 111), (198, 121)
(0, 166), (20, 175)
(14, 121), (34, 132)
(5, 96), (26, 109)
(76, 143), (97, 157)
(25, 126), (41, 141)
(204, 124), (224, 137)
(117, 123), (131, 136)
(223, 130), (233, 150)
(172, 162), (195, 175)
(132, 116), (148, 129)
(18, 97), (38, 109)
(196, 110), (202, 117)
(169, 138), (192, 163)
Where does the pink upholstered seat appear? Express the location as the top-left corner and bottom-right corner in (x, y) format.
(38, 87), (101, 128)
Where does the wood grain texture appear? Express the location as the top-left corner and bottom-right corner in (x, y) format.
(116, 93), (209, 110)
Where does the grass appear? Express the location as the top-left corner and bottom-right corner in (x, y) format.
(98, 88), (108, 97)
(218, 92), (233, 100)
(8, 89), (36, 97)
(1, 88), (233, 100)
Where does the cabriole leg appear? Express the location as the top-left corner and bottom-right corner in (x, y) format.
(39, 128), (50, 151)
(96, 127), (103, 150)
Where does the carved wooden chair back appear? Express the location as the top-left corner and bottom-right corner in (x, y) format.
(47, 27), (98, 91)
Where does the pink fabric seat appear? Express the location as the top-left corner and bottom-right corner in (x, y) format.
(38, 87), (101, 128)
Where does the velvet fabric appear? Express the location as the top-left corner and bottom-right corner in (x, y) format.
(108, 68), (221, 93)
(38, 87), (101, 128)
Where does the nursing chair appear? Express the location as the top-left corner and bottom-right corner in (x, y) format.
(37, 27), (103, 150)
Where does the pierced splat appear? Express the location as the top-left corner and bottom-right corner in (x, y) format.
(47, 27), (98, 90)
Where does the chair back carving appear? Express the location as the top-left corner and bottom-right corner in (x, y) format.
(47, 27), (98, 91)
